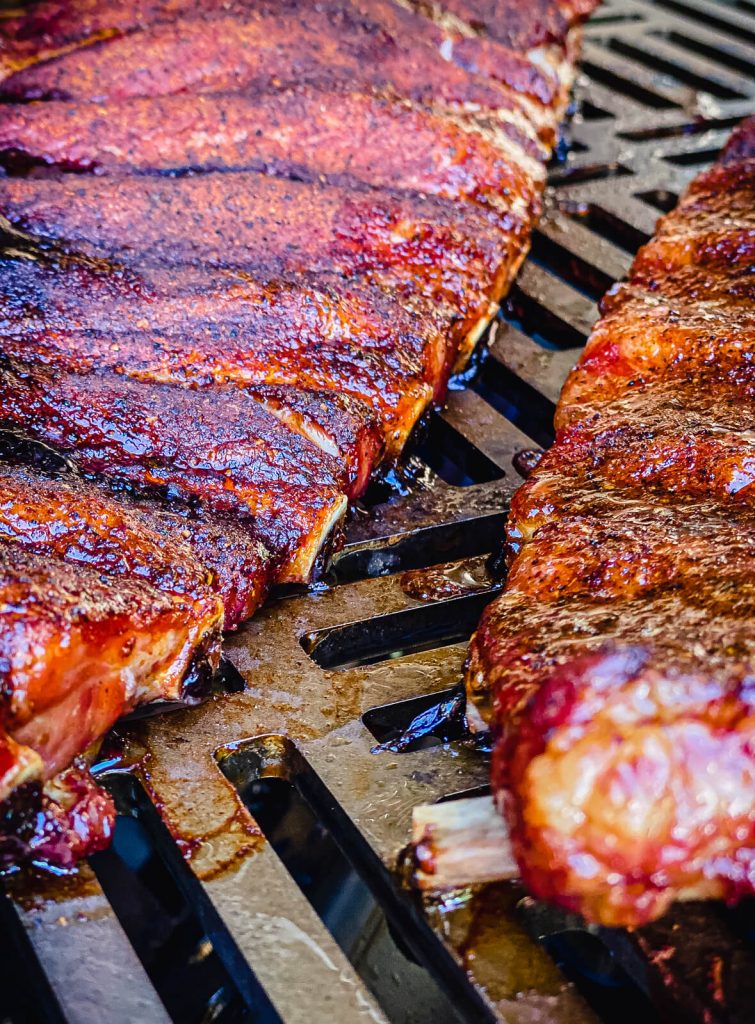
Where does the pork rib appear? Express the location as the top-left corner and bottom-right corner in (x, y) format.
(0, 172), (520, 337)
(0, 359), (350, 583)
(0, 459), (277, 631)
(465, 115), (755, 927)
(0, 1), (539, 135)
(0, 0), (565, 116)
(0, 85), (544, 220)
(0, 258), (438, 461)
(0, 539), (222, 795)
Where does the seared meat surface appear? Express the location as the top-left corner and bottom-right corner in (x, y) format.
(0, 261), (438, 460)
(0, 539), (222, 791)
(0, 768), (116, 872)
(0, 461), (276, 631)
(0, 1), (542, 133)
(0, 172), (519, 332)
(0, 359), (351, 582)
(0, 0), (581, 113)
(1, 255), (451, 443)
(466, 116), (755, 926)
(502, 648), (755, 927)
(0, 86), (544, 217)
(0, 0), (598, 868)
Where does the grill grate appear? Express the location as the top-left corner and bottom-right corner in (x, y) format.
(3, 2), (755, 1023)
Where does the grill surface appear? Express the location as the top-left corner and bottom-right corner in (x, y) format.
(2, 2), (755, 1023)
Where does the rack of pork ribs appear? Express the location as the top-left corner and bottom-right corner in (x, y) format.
(0, 0), (599, 871)
(413, 115), (755, 930)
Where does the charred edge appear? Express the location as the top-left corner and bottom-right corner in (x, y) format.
(179, 630), (223, 705)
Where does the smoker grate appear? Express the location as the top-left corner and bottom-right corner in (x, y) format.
(3, 2), (755, 1023)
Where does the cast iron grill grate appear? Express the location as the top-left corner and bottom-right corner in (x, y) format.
(2, 2), (754, 1023)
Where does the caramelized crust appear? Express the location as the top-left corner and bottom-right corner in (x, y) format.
(321, 0), (561, 136)
(0, 769), (116, 872)
(0, 86), (543, 219)
(5, 328), (418, 465)
(549, 377), (755, 509)
(500, 648), (755, 927)
(0, 359), (349, 582)
(0, 540), (222, 794)
(466, 116), (755, 926)
(0, 171), (518, 335)
(0, 461), (276, 630)
(467, 572), (755, 753)
(1, 345), (381, 500)
(0, 259), (449, 380)
(0, 2), (536, 133)
(424, 0), (582, 50)
(505, 456), (755, 563)
(0, 0), (575, 97)
(505, 500), (754, 604)
(558, 286), (755, 420)
(397, 0), (599, 120)
(0, 264), (430, 460)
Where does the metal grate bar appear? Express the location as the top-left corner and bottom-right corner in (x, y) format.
(7, 869), (173, 1024)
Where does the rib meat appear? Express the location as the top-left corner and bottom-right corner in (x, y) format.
(0, 1), (541, 140)
(0, 768), (116, 872)
(0, 359), (350, 583)
(0, 539), (222, 795)
(0, 258), (433, 459)
(420, 0), (587, 50)
(0, 86), (544, 220)
(0, 531), (227, 870)
(0, 459), (276, 631)
(0, 173), (520, 330)
(466, 116), (755, 926)
(396, 0), (599, 115)
(0, 0), (564, 116)
(502, 647), (754, 927)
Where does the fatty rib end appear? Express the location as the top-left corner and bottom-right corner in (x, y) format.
(454, 300), (500, 373)
(0, 729), (44, 804)
(275, 491), (348, 584)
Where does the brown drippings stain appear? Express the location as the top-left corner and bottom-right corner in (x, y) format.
(425, 882), (567, 1003)
(136, 764), (265, 881)
(7, 862), (103, 912)
(400, 557), (496, 602)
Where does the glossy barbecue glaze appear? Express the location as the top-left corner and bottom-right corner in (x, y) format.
(500, 648), (755, 927)
(0, 172), (520, 333)
(466, 116), (755, 926)
(0, 0), (587, 115)
(0, 0), (551, 138)
(0, 461), (276, 631)
(0, 86), (545, 215)
(0, 259), (449, 453)
(0, 540), (222, 794)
